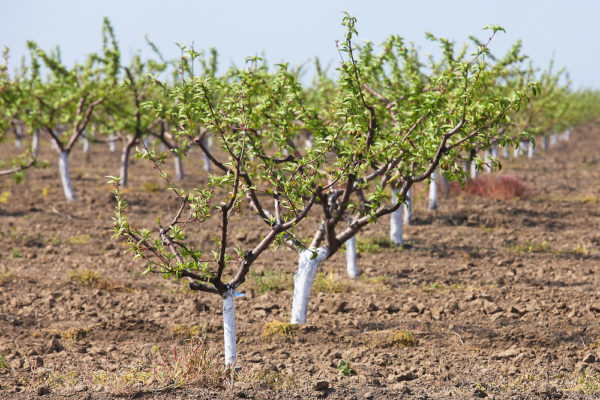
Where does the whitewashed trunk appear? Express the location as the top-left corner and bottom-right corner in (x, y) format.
(564, 129), (572, 141)
(109, 134), (116, 152)
(484, 150), (492, 173)
(470, 159), (478, 180)
(390, 187), (404, 247)
(202, 135), (212, 173)
(403, 187), (412, 225)
(31, 130), (40, 157)
(222, 289), (237, 367)
(82, 134), (89, 153)
(527, 140), (535, 159)
(290, 247), (329, 324)
(15, 124), (23, 148)
(174, 153), (184, 180)
(502, 145), (510, 159)
(490, 143), (498, 159)
(345, 236), (358, 278)
(513, 142), (520, 158)
(428, 170), (438, 211)
(550, 134), (558, 146)
(58, 151), (76, 202)
(120, 147), (130, 187)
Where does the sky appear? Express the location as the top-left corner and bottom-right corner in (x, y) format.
(1, 0), (599, 89)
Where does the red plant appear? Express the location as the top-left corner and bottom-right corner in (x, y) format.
(450, 175), (532, 200)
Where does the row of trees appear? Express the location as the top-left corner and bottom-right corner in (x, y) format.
(2, 16), (600, 367)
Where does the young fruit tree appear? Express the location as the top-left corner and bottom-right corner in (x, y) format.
(110, 51), (334, 366)
(284, 16), (537, 324)
(24, 17), (119, 201)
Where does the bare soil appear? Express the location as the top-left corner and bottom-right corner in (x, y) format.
(2, 123), (600, 399)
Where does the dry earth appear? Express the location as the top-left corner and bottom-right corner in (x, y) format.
(2, 122), (600, 399)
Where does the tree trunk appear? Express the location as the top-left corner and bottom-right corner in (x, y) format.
(527, 140), (535, 159)
(470, 158), (478, 179)
(290, 247), (329, 324)
(390, 186), (404, 247)
(428, 170), (438, 211)
(174, 153), (184, 181)
(403, 187), (412, 225)
(550, 134), (558, 146)
(108, 134), (116, 152)
(503, 145), (510, 159)
(222, 288), (237, 367)
(345, 236), (358, 278)
(15, 124), (23, 148)
(120, 144), (132, 187)
(58, 151), (76, 202)
(542, 135), (549, 150)
(202, 135), (212, 173)
(31, 130), (40, 158)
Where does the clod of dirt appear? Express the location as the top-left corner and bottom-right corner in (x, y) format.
(45, 337), (64, 354)
(37, 385), (50, 396)
(314, 380), (329, 391)
(583, 353), (596, 363)
(473, 388), (488, 398)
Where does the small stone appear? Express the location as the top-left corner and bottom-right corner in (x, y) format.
(314, 380), (329, 391)
(364, 392), (373, 399)
(583, 353), (596, 364)
(37, 385), (50, 396)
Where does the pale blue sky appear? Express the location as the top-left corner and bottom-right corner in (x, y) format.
(2, 1), (598, 88)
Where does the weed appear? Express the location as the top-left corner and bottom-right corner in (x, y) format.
(0, 354), (9, 369)
(66, 234), (90, 245)
(421, 281), (445, 293)
(370, 329), (417, 348)
(359, 274), (390, 286)
(510, 239), (550, 254)
(69, 268), (132, 292)
(389, 329), (417, 348)
(43, 369), (79, 388)
(60, 327), (89, 341)
(141, 182), (161, 193)
(574, 369), (600, 394)
(248, 270), (293, 293)
(252, 368), (298, 391)
(337, 360), (353, 376)
(0, 269), (15, 285)
(171, 324), (208, 340)
(9, 249), (22, 259)
(313, 270), (352, 293)
(356, 236), (395, 253)
(0, 191), (10, 203)
(262, 321), (296, 342)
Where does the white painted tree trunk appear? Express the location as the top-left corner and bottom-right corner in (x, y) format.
(484, 150), (492, 173)
(550, 133), (558, 146)
(470, 159), (478, 179)
(58, 151), (76, 202)
(513, 142), (520, 158)
(428, 170), (438, 211)
(222, 288), (237, 367)
(109, 134), (116, 152)
(527, 140), (535, 159)
(390, 187), (404, 247)
(503, 145), (510, 159)
(120, 147), (130, 187)
(82, 133), (89, 153)
(290, 247), (329, 324)
(490, 143), (498, 159)
(202, 135), (212, 173)
(174, 153), (184, 180)
(403, 187), (412, 225)
(15, 124), (23, 148)
(31, 130), (40, 158)
(345, 236), (358, 278)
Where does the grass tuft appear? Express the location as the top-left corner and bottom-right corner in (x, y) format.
(248, 270), (293, 293)
(262, 321), (296, 342)
(313, 270), (353, 293)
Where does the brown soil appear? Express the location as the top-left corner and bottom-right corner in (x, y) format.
(2, 123), (600, 399)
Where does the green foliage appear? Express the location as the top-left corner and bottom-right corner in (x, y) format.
(337, 360), (353, 375)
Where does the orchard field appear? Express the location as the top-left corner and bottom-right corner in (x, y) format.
(2, 120), (600, 399)
(3, 15), (600, 400)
